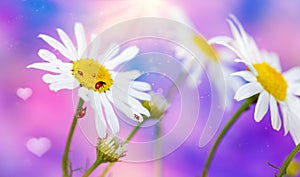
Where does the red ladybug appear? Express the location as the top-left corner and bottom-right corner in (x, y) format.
(134, 114), (140, 121)
(95, 81), (106, 90)
(77, 106), (87, 118)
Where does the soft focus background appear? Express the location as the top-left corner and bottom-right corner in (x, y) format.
(1, 0), (300, 177)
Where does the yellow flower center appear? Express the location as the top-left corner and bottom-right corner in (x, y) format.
(253, 62), (287, 101)
(287, 160), (300, 177)
(193, 35), (219, 61)
(72, 59), (113, 93)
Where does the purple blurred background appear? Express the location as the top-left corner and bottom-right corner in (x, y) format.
(1, 0), (300, 176)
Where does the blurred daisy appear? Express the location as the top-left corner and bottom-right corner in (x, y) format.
(210, 15), (300, 144)
(175, 36), (240, 109)
(27, 23), (151, 138)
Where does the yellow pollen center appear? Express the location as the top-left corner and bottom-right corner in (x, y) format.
(253, 62), (287, 101)
(72, 59), (113, 93)
(193, 35), (219, 61)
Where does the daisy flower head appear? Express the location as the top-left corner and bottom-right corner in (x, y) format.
(175, 35), (241, 109)
(27, 23), (151, 138)
(210, 14), (300, 145)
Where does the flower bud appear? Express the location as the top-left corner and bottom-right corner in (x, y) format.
(142, 92), (168, 119)
(96, 135), (126, 163)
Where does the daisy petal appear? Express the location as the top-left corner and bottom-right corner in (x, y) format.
(228, 14), (251, 53)
(39, 34), (71, 60)
(208, 36), (233, 44)
(286, 97), (300, 144)
(106, 91), (143, 121)
(209, 38), (241, 57)
(283, 67), (300, 82)
(27, 62), (72, 74)
(128, 96), (150, 117)
(42, 73), (72, 84)
(289, 125), (300, 145)
(112, 70), (141, 81)
(57, 28), (77, 60)
(38, 49), (60, 63)
(231, 71), (256, 82)
(75, 22), (87, 59)
(89, 34), (101, 60)
(293, 84), (300, 96)
(234, 82), (263, 101)
(131, 81), (151, 91)
(226, 18), (247, 56)
(105, 46), (139, 70)
(254, 91), (269, 122)
(188, 65), (203, 88)
(110, 86), (150, 117)
(49, 79), (79, 91)
(129, 89), (151, 101)
(98, 43), (120, 64)
(78, 87), (91, 102)
(269, 95), (281, 130)
(93, 92), (107, 138)
(261, 51), (281, 72)
(280, 102), (290, 135)
(99, 94), (120, 134)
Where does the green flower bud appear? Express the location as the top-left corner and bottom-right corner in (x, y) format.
(142, 92), (168, 119)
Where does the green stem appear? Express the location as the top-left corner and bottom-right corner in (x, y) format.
(62, 98), (84, 177)
(278, 143), (300, 177)
(99, 120), (145, 177)
(125, 121), (144, 143)
(99, 163), (113, 177)
(82, 157), (103, 177)
(155, 123), (162, 177)
(201, 97), (256, 177)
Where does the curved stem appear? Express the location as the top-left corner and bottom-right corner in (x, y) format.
(125, 121), (144, 143)
(277, 143), (300, 177)
(201, 97), (256, 177)
(99, 121), (145, 177)
(62, 98), (84, 177)
(99, 163), (113, 177)
(82, 157), (102, 177)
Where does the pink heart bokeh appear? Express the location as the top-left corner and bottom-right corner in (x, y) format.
(17, 88), (32, 101)
(26, 137), (51, 157)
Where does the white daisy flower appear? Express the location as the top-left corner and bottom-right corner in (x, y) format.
(210, 15), (300, 145)
(27, 23), (151, 138)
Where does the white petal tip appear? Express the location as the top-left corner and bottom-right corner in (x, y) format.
(144, 111), (150, 117)
(234, 96), (242, 102)
(254, 118), (261, 123)
(273, 127), (281, 131)
(138, 117), (144, 122)
(131, 45), (139, 51)
(111, 128), (120, 135)
(38, 34), (46, 38)
(98, 133), (106, 139)
(75, 22), (83, 26)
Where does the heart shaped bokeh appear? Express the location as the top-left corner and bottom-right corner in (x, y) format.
(26, 137), (51, 157)
(17, 87), (32, 101)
